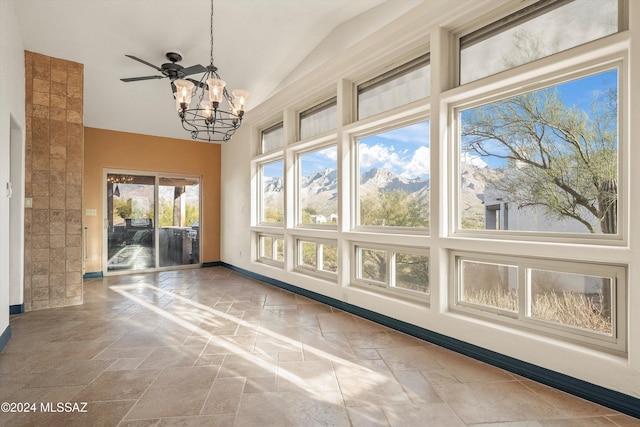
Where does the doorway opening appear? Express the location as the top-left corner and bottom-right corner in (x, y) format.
(105, 171), (201, 274)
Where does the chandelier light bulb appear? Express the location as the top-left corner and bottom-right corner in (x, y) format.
(174, 79), (195, 111)
(231, 89), (249, 114)
(207, 78), (226, 105)
(200, 100), (214, 122)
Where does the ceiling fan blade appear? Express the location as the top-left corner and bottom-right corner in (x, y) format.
(120, 75), (165, 82)
(182, 64), (207, 76)
(125, 54), (163, 72)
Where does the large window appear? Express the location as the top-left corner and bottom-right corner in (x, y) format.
(457, 67), (619, 237)
(298, 145), (338, 226)
(453, 253), (625, 353)
(357, 120), (430, 231)
(259, 159), (284, 224)
(459, 0), (620, 84)
(247, 0), (630, 359)
(358, 54), (430, 120)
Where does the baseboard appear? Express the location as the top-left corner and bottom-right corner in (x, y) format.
(202, 261), (222, 268)
(221, 262), (640, 419)
(83, 271), (103, 279)
(0, 325), (11, 353)
(9, 304), (24, 315)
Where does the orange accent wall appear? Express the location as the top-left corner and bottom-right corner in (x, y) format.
(83, 127), (221, 273)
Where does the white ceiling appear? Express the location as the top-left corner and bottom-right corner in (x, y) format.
(12, 0), (423, 141)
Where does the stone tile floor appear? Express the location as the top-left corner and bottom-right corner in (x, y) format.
(0, 267), (638, 426)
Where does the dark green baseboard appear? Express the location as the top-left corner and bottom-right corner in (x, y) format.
(202, 261), (223, 268)
(83, 271), (103, 279)
(0, 325), (11, 353)
(9, 304), (23, 315)
(221, 262), (640, 419)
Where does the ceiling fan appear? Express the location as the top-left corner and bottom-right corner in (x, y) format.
(120, 51), (207, 90)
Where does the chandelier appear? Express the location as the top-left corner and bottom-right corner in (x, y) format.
(173, 0), (249, 142)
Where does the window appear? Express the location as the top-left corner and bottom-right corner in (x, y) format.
(459, 0), (620, 84)
(453, 253), (625, 353)
(458, 67), (619, 237)
(259, 159), (284, 224)
(298, 145), (338, 226)
(158, 177), (201, 267)
(295, 238), (338, 279)
(300, 97), (337, 140)
(459, 259), (519, 313)
(261, 122), (284, 153)
(357, 120), (430, 231)
(257, 234), (284, 267)
(357, 54), (430, 120)
(354, 244), (429, 297)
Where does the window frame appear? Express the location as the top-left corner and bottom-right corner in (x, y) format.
(260, 121), (285, 154)
(456, 0), (624, 86)
(450, 251), (627, 354)
(294, 237), (338, 281)
(352, 242), (430, 301)
(450, 59), (626, 245)
(257, 157), (285, 227)
(295, 142), (339, 229)
(352, 115), (431, 235)
(298, 97), (338, 141)
(256, 233), (285, 268)
(356, 53), (431, 121)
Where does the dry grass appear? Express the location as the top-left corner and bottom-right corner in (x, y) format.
(464, 289), (611, 334)
(531, 291), (611, 334)
(464, 288), (518, 312)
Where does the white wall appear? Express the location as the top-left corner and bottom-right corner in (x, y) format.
(221, 0), (640, 399)
(0, 0), (26, 339)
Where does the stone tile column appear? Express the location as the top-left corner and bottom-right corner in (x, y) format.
(24, 51), (84, 311)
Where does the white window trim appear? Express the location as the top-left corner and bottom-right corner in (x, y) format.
(447, 53), (627, 246)
(256, 157), (285, 227)
(351, 114), (431, 235)
(351, 242), (430, 302)
(256, 232), (285, 268)
(294, 142), (339, 230)
(294, 237), (338, 282)
(450, 250), (627, 354)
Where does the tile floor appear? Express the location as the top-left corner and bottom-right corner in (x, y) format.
(0, 267), (638, 426)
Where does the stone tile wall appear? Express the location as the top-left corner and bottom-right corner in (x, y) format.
(24, 51), (84, 311)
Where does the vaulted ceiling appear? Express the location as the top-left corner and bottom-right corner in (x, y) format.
(13, 0), (423, 141)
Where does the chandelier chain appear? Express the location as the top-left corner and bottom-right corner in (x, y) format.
(209, 0), (214, 67)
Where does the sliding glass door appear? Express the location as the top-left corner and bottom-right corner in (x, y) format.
(105, 171), (201, 274)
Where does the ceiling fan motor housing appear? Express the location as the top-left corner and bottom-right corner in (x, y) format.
(165, 51), (183, 63)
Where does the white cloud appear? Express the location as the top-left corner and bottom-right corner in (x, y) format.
(401, 146), (430, 178)
(359, 143), (403, 171)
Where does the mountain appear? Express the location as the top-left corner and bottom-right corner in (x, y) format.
(262, 163), (497, 221)
(359, 167), (428, 196)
